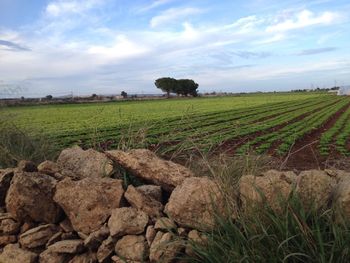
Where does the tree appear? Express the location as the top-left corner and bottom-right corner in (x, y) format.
(121, 91), (128, 98)
(155, 77), (178, 97)
(46, 95), (53, 100)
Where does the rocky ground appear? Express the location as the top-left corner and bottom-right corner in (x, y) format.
(0, 146), (350, 263)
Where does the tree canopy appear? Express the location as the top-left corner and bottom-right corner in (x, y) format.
(155, 78), (199, 97)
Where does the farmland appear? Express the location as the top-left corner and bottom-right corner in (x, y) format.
(1, 92), (350, 168)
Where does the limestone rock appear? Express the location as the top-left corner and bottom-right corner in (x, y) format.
(106, 149), (193, 191)
(108, 207), (148, 237)
(165, 177), (226, 230)
(68, 251), (97, 263)
(0, 169), (14, 205)
(115, 235), (148, 261)
(149, 231), (181, 263)
(154, 217), (176, 231)
(0, 235), (16, 246)
(136, 185), (162, 202)
(97, 236), (116, 263)
(0, 243), (37, 263)
(19, 224), (59, 249)
(6, 172), (62, 223)
(57, 146), (113, 179)
(84, 226), (110, 250)
(54, 177), (124, 234)
(47, 239), (84, 254)
(297, 170), (336, 210)
(239, 170), (297, 213)
(37, 161), (61, 176)
(125, 185), (163, 219)
(145, 225), (156, 246)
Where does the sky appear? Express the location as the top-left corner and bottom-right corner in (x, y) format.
(0, 0), (350, 98)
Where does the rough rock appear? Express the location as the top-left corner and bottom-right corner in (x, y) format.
(0, 217), (21, 234)
(20, 221), (36, 234)
(19, 224), (59, 248)
(57, 146), (113, 179)
(297, 170), (336, 210)
(111, 255), (140, 263)
(177, 228), (187, 237)
(39, 249), (71, 263)
(37, 161), (61, 176)
(0, 243), (37, 263)
(125, 185), (163, 219)
(0, 234), (16, 246)
(325, 169), (350, 183)
(115, 235), (148, 261)
(60, 218), (74, 233)
(145, 225), (156, 246)
(165, 177), (226, 230)
(106, 149), (193, 191)
(0, 169), (14, 205)
(17, 160), (38, 172)
(96, 236), (116, 263)
(68, 251), (97, 263)
(54, 177), (124, 234)
(149, 231), (181, 263)
(46, 231), (63, 247)
(84, 226), (110, 250)
(108, 207), (148, 237)
(154, 217), (176, 231)
(136, 185), (162, 202)
(333, 179), (350, 223)
(239, 170), (297, 213)
(47, 239), (84, 254)
(6, 172), (62, 223)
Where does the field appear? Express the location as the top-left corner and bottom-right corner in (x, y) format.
(2, 92), (350, 169)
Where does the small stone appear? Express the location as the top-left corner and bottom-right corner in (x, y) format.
(68, 251), (98, 263)
(46, 232), (63, 247)
(0, 169), (14, 206)
(136, 185), (162, 202)
(0, 218), (21, 234)
(154, 217), (176, 231)
(149, 231), (181, 263)
(97, 236), (116, 263)
(185, 230), (208, 257)
(17, 160), (38, 172)
(177, 228), (187, 237)
(37, 161), (61, 176)
(59, 218), (74, 232)
(39, 249), (71, 263)
(108, 207), (148, 237)
(115, 235), (148, 262)
(20, 222), (36, 234)
(145, 225), (156, 246)
(111, 255), (140, 263)
(0, 235), (17, 246)
(0, 243), (37, 263)
(84, 226), (110, 250)
(47, 239), (84, 254)
(19, 224), (59, 249)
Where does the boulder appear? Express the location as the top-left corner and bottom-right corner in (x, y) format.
(297, 170), (336, 210)
(54, 177), (124, 234)
(96, 236), (116, 263)
(108, 207), (148, 237)
(0, 235), (17, 246)
(0, 243), (37, 263)
(125, 185), (163, 219)
(84, 226), (110, 250)
(17, 160), (38, 172)
(115, 235), (149, 261)
(37, 161), (61, 176)
(165, 177), (226, 230)
(19, 224), (59, 248)
(149, 231), (181, 263)
(6, 172), (62, 223)
(0, 169), (14, 205)
(57, 146), (113, 179)
(47, 239), (84, 254)
(239, 170), (297, 213)
(136, 185), (162, 202)
(106, 149), (193, 191)
(68, 251), (97, 263)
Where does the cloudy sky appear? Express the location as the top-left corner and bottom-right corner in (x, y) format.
(0, 0), (349, 97)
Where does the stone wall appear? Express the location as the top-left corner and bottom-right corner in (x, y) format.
(0, 146), (349, 263)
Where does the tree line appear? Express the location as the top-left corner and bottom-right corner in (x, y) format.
(155, 78), (199, 97)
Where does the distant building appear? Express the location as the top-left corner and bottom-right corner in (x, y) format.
(337, 86), (350, 96)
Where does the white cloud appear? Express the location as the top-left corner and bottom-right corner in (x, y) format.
(266, 9), (341, 32)
(150, 7), (203, 28)
(45, 0), (103, 17)
(137, 0), (174, 12)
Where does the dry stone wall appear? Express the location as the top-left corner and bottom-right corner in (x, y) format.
(0, 146), (350, 262)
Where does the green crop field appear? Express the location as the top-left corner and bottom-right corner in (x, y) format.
(2, 92), (350, 158)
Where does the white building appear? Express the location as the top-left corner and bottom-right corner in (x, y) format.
(338, 86), (350, 96)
